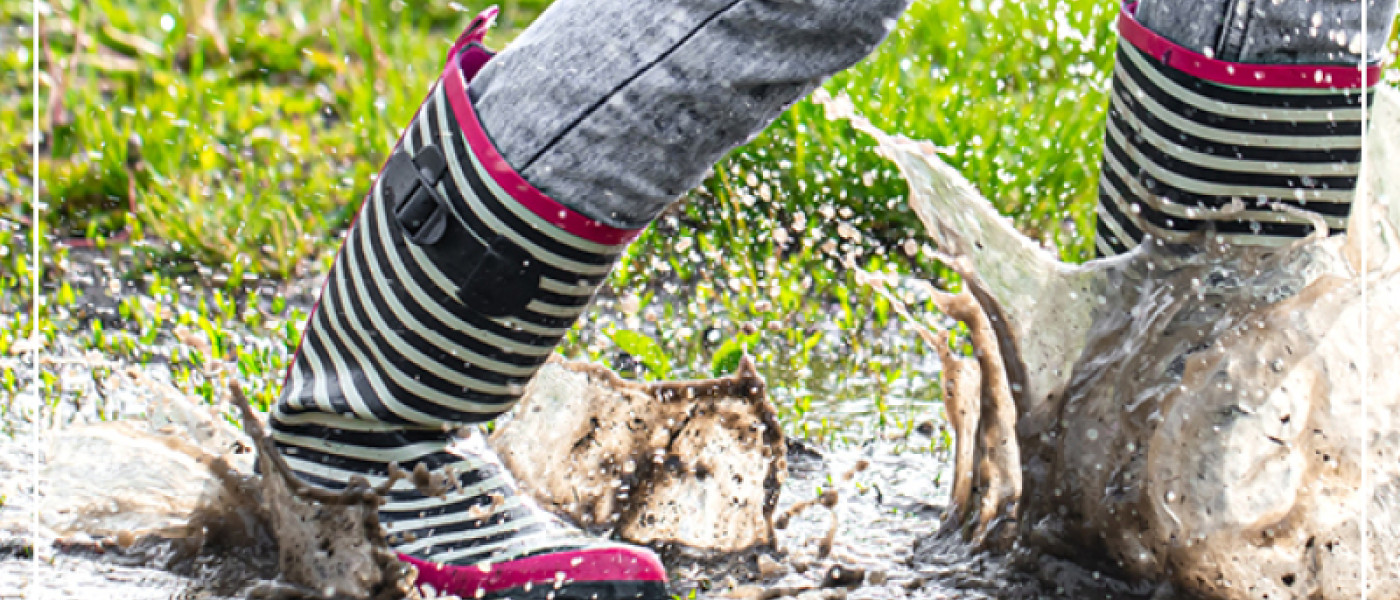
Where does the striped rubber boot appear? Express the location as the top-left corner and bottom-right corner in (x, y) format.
(1093, 2), (1381, 257)
(268, 10), (668, 600)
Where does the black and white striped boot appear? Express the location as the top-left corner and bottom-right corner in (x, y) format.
(269, 10), (667, 599)
(1094, 1), (1381, 257)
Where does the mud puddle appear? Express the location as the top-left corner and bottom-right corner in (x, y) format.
(0, 399), (1142, 600)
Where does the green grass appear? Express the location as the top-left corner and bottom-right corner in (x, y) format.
(6, 0), (1117, 276)
(4, 0), (553, 278)
(3, 0), (1397, 441)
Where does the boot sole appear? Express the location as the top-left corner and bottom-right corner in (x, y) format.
(479, 580), (671, 600)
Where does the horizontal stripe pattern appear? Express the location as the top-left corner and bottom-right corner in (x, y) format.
(276, 82), (626, 427)
(1094, 39), (1372, 256)
(275, 429), (599, 565)
(271, 73), (628, 565)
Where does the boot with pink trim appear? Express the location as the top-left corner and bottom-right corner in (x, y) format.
(267, 10), (668, 599)
(1093, 1), (1382, 257)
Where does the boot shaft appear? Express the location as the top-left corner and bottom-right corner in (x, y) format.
(267, 16), (660, 588)
(1095, 2), (1382, 257)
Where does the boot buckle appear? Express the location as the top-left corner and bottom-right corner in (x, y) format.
(383, 145), (452, 245)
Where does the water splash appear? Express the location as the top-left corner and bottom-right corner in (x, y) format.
(827, 86), (1400, 598)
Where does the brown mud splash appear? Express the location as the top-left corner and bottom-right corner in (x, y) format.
(823, 86), (1400, 599)
(12, 359), (789, 598)
(20, 376), (420, 598)
(227, 355), (788, 597)
(227, 382), (419, 600)
(490, 355), (787, 557)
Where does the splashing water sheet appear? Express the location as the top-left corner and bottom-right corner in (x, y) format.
(3, 84), (1399, 599)
(821, 85), (1400, 599)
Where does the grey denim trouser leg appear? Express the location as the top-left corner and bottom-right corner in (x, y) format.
(471, 0), (1391, 230)
(1136, 0), (1397, 64)
(469, 0), (912, 229)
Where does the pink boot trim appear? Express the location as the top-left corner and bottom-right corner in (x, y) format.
(401, 545), (668, 598)
(1118, 1), (1384, 90)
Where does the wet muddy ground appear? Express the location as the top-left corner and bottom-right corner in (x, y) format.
(0, 405), (1151, 600)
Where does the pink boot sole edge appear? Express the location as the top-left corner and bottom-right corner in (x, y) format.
(400, 545), (669, 600)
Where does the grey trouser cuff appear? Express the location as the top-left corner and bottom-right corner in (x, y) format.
(1136, 0), (1397, 65)
(469, 0), (912, 229)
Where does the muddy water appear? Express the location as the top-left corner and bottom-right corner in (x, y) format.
(0, 359), (1116, 599)
(821, 85), (1400, 599)
(0, 414), (1143, 600)
(0, 307), (974, 600)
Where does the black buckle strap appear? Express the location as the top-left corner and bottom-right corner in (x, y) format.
(383, 145), (451, 246)
(455, 238), (545, 318)
(380, 143), (546, 319)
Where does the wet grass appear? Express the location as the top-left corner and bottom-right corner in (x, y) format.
(4, 1), (1398, 441)
(4, 0), (553, 276)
